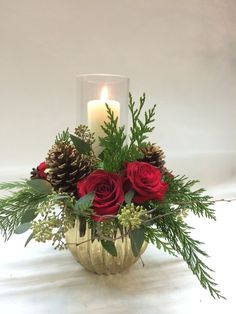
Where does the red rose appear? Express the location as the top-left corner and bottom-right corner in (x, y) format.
(124, 161), (168, 203)
(77, 170), (124, 222)
(37, 162), (47, 179)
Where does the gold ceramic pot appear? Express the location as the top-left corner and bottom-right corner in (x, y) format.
(65, 220), (148, 275)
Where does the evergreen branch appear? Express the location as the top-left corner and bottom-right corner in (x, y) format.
(55, 128), (71, 145)
(0, 181), (27, 190)
(99, 104), (128, 172)
(0, 185), (47, 240)
(158, 216), (225, 299)
(129, 93), (156, 148)
(165, 174), (216, 220)
(144, 225), (177, 257)
(98, 93), (158, 171)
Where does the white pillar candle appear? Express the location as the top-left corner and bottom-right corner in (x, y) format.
(87, 86), (120, 155)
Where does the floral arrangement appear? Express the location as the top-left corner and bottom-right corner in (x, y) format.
(0, 94), (224, 299)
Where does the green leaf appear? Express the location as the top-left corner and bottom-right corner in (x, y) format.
(24, 232), (33, 247)
(70, 134), (91, 154)
(130, 228), (145, 257)
(101, 240), (117, 256)
(27, 179), (53, 195)
(75, 192), (94, 210)
(21, 209), (37, 224)
(15, 222), (31, 234)
(125, 190), (135, 204)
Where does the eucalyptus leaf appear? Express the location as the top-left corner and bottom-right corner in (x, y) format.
(15, 222), (31, 234)
(75, 192), (94, 210)
(21, 208), (37, 224)
(70, 134), (91, 154)
(130, 228), (145, 257)
(125, 190), (135, 204)
(27, 179), (52, 195)
(101, 240), (117, 256)
(24, 232), (33, 247)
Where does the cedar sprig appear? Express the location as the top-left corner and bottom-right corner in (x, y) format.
(99, 104), (128, 172)
(129, 93), (156, 148)
(164, 174), (216, 220)
(144, 225), (177, 257)
(158, 216), (225, 299)
(99, 93), (157, 171)
(0, 181), (27, 191)
(0, 182), (47, 240)
(55, 128), (71, 145)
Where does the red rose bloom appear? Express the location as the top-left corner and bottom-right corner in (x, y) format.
(124, 161), (168, 203)
(37, 162), (47, 179)
(77, 170), (124, 222)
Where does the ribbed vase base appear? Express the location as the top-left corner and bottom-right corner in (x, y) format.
(65, 221), (148, 275)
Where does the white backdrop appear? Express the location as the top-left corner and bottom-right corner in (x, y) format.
(1, 2), (236, 313)
(0, 0), (236, 183)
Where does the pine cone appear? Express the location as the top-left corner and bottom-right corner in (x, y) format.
(139, 144), (166, 173)
(46, 142), (92, 195)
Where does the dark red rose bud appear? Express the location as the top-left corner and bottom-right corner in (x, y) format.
(37, 162), (47, 179)
(77, 170), (125, 222)
(124, 161), (168, 203)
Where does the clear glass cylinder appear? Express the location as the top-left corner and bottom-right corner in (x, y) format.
(76, 74), (129, 155)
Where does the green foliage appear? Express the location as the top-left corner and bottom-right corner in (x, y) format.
(124, 190), (135, 204)
(21, 208), (38, 224)
(137, 174), (223, 299)
(15, 222), (31, 234)
(0, 180), (76, 249)
(27, 179), (53, 195)
(24, 233), (33, 247)
(0, 181), (48, 240)
(0, 181), (27, 190)
(70, 134), (91, 154)
(99, 104), (128, 172)
(164, 174), (216, 220)
(157, 215), (224, 299)
(74, 192), (94, 217)
(99, 94), (157, 172)
(144, 226), (177, 257)
(128, 93), (156, 148)
(55, 128), (71, 145)
(129, 228), (145, 257)
(101, 239), (117, 256)
(31, 193), (76, 250)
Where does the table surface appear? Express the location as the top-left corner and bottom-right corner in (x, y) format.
(0, 178), (236, 314)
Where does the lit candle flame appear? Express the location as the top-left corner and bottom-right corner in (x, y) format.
(100, 86), (109, 101)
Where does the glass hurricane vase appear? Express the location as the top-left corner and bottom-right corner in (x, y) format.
(65, 220), (148, 275)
